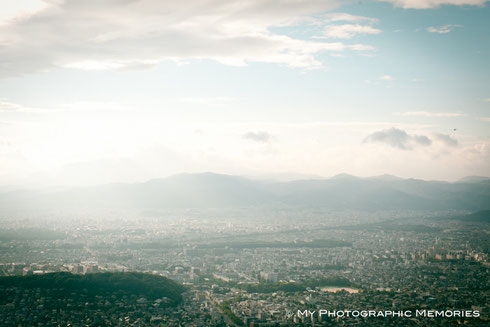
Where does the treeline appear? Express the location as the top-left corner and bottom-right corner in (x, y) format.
(0, 228), (66, 241)
(0, 272), (185, 305)
(210, 276), (352, 294)
(240, 277), (352, 293)
(200, 239), (351, 249)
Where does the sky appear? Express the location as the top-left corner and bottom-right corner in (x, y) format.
(0, 0), (489, 186)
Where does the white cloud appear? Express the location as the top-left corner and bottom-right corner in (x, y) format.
(378, 0), (488, 9)
(0, 0), (379, 77)
(0, 99), (23, 112)
(322, 13), (379, 24)
(0, 99), (47, 113)
(62, 59), (159, 71)
(427, 24), (461, 34)
(322, 24), (381, 39)
(398, 111), (465, 117)
(0, 0), (49, 25)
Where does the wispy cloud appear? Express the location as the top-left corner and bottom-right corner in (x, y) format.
(0, 99), (23, 112)
(378, 0), (488, 9)
(321, 24), (381, 39)
(322, 13), (379, 24)
(427, 24), (462, 34)
(316, 13), (381, 40)
(398, 111), (465, 117)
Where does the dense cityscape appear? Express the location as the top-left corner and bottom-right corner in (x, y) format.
(0, 208), (488, 326)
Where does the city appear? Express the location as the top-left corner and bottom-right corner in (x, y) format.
(0, 205), (488, 326)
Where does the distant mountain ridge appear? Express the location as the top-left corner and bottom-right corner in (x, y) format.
(457, 176), (490, 183)
(456, 210), (490, 223)
(1, 172), (489, 212)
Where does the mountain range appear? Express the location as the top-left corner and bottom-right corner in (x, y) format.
(1, 173), (489, 213)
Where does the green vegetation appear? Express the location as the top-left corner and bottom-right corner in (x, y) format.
(0, 272), (185, 305)
(210, 276), (352, 294)
(240, 277), (352, 293)
(0, 228), (66, 241)
(201, 239), (351, 249)
(217, 300), (244, 326)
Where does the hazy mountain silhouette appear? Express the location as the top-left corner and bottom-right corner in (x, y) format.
(455, 210), (490, 223)
(457, 176), (490, 183)
(1, 173), (489, 212)
(366, 174), (404, 182)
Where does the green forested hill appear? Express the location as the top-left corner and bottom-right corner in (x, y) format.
(0, 272), (185, 306)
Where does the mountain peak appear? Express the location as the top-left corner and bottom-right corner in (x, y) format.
(367, 174), (404, 181)
(329, 173), (359, 180)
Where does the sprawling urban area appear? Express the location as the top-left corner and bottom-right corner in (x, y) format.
(0, 208), (488, 326)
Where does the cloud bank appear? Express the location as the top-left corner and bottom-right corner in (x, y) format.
(1, 0), (479, 77)
(0, 0), (381, 77)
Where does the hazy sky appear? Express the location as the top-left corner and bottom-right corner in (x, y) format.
(0, 0), (489, 185)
